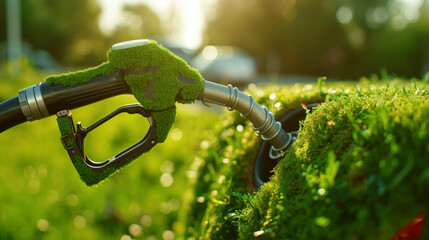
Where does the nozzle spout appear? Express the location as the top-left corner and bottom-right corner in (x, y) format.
(198, 80), (293, 159)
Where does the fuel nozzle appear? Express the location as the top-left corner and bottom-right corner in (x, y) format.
(198, 80), (294, 159)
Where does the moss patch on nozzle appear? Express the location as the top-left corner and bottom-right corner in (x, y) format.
(107, 39), (204, 142)
(108, 40), (203, 111)
(47, 39), (203, 143)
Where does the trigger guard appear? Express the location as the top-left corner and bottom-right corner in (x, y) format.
(81, 104), (158, 171)
(60, 104), (158, 173)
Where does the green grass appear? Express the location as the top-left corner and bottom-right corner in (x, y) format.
(181, 77), (429, 239)
(0, 68), (218, 240)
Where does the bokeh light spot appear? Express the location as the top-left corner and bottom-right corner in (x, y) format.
(66, 194), (79, 207)
(73, 215), (86, 229)
(36, 219), (49, 232)
(202, 46), (218, 60)
(120, 234), (132, 240)
(162, 230), (175, 240)
(160, 173), (174, 187)
(141, 215), (153, 227)
(170, 128), (183, 141)
(336, 6), (353, 24)
(129, 223), (143, 237)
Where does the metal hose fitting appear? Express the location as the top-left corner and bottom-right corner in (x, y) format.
(197, 80), (293, 159)
(18, 83), (50, 121)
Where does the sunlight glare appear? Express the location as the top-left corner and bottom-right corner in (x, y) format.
(202, 46), (218, 60)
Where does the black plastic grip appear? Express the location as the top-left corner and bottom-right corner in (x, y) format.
(0, 96), (27, 133)
(41, 71), (132, 115)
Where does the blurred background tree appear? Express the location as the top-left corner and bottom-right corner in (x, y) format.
(204, 0), (429, 79)
(0, 0), (105, 66)
(107, 4), (165, 45)
(1, 0), (429, 78)
(0, 0), (164, 67)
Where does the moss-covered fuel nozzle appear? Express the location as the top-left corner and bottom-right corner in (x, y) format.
(0, 39), (293, 186)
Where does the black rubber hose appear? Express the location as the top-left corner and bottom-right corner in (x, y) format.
(0, 96), (27, 133)
(41, 71), (132, 115)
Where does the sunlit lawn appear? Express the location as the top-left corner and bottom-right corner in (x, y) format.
(0, 68), (220, 240)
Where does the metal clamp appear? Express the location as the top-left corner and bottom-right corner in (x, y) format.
(18, 83), (50, 121)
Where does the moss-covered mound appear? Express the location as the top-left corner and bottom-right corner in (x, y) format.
(180, 77), (429, 239)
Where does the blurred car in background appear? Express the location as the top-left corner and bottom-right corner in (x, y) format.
(190, 45), (257, 86)
(156, 40), (197, 64)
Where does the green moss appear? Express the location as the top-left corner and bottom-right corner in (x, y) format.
(151, 107), (177, 143)
(71, 154), (117, 187)
(45, 62), (115, 86)
(181, 79), (429, 239)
